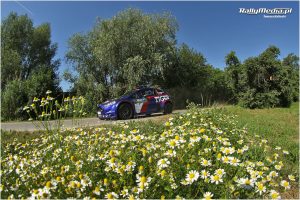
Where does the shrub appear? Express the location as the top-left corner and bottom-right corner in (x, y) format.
(239, 89), (280, 109)
(1, 80), (28, 121)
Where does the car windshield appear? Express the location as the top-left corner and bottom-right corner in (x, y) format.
(121, 90), (136, 97)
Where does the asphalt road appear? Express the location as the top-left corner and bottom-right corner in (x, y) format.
(1, 110), (186, 132)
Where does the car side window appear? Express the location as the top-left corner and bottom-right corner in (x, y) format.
(156, 88), (164, 95)
(144, 89), (154, 97)
(132, 90), (144, 99)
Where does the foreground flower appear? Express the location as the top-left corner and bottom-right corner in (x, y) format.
(237, 178), (254, 189)
(210, 174), (223, 184)
(215, 168), (225, 177)
(203, 192), (214, 200)
(136, 175), (152, 190)
(288, 175), (295, 181)
(105, 192), (119, 199)
(255, 182), (266, 195)
(280, 180), (290, 190)
(201, 158), (212, 167)
(185, 170), (199, 184)
(201, 170), (210, 179)
(157, 158), (170, 169)
(269, 190), (281, 199)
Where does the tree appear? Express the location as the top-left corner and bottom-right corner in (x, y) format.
(232, 46), (298, 108)
(224, 51), (242, 102)
(282, 53), (299, 102)
(1, 12), (60, 120)
(65, 8), (178, 112)
(164, 44), (208, 88)
(163, 44), (230, 107)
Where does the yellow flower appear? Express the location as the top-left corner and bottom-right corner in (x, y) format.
(139, 166), (144, 171)
(148, 157), (153, 163)
(203, 192), (214, 200)
(70, 156), (76, 162)
(280, 180), (290, 190)
(45, 181), (51, 188)
(107, 193), (113, 199)
(288, 175), (295, 181)
(140, 176), (147, 184)
(270, 190), (281, 199)
(255, 182), (266, 195)
(104, 178), (108, 186)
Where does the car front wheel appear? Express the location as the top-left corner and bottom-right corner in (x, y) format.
(117, 103), (133, 120)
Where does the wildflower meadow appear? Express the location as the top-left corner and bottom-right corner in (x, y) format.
(1, 104), (298, 199)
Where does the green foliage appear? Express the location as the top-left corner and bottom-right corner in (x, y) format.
(224, 51), (242, 103)
(1, 80), (28, 120)
(123, 56), (147, 91)
(282, 53), (299, 102)
(238, 89), (280, 109)
(225, 46), (299, 109)
(161, 44), (231, 108)
(1, 12), (60, 120)
(164, 44), (207, 88)
(65, 8), (178, 112)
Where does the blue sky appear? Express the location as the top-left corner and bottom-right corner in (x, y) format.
(2, 1), (299, 91)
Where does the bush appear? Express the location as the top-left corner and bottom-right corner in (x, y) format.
(226, 46), (299, 109)
(238, 89), (280, 109)
(1, 80), (28, 121)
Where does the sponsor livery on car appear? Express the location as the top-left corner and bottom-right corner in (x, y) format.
(97, 87), (173, 120)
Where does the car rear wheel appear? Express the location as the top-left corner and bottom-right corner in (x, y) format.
(117, 103), (133, 120)
(164, 103), (173, 114)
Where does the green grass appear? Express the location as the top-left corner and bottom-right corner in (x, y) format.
(220, 102), (299, 174)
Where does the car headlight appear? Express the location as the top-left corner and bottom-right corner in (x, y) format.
(104, 101), (116, 108)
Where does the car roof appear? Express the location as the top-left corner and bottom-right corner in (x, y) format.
(135, 87), (151, 90)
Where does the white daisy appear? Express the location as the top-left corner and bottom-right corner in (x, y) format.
(280, 180), (290, 190)
(185, 170), (199, 184)
(203, 192), (214, 200)
(157, 158), (170, 169)
(210, 174), (223, 184)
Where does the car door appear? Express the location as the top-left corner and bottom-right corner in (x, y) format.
(132, 90), (147, 114)
(143, 88), (159, 113)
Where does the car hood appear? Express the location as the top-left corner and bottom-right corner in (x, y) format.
(98, 96), (128, 108)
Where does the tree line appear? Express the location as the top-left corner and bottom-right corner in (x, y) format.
(1, 9), (299, 120)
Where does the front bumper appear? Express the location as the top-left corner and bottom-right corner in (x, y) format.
(97, 109), (117, 120)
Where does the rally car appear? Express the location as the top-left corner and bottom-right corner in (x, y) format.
(97, 87), (173, 120)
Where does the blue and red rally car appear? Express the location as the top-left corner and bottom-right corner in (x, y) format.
(97, 87), (173, 120)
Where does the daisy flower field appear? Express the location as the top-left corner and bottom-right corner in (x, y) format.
(1, 104), (298, 199)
